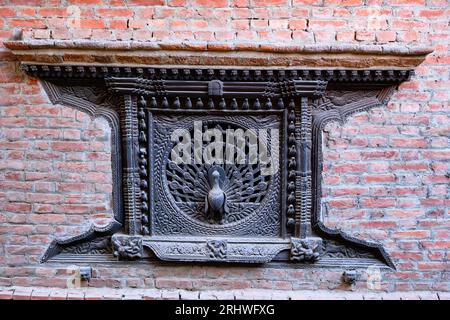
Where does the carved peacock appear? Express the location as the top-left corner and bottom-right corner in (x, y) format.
(205, 168), (228, 224)
(166, 161), (271, 224)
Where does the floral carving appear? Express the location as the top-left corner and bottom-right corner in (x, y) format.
(207, 240), (227, 259)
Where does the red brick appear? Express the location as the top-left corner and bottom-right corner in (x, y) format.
(327, 199), (355, 209)
(390, 0), (425, 4)
(156, 279), (193, 289)
(417, 263), (448, 271)
(232, 20), (250, 30)
(293, 0), (322, 4)
(57, 183), (88, 193)
(363, 174), (396, 183)
(67, 0), (103, 4)
(9, 19), (46, 28)
(38, 8), (69, 17)
(52, 142), (88, 152)
(269, 19), (288, 29)
(355, 31), (375, 41)
(29, 214), (66, 224)
(191, 0), (229, 6)
(79, 19), (105, 29)
(253, 0), (288, 5)
(390, 162), (428, 171)
(361, 198), (396, 208)
(289, 19), (307, 29)
(331, 187), (368, 196)
(24, 129), (61, 139)
(376, 31), (396, 43)
(96, 9), (133, 17)
(54, 204), (91, 214)
(390, 138), (427, 148)
(360, 221), (397, 228)
(309, 19), (346, 29)
(332, 163), (368, 173)
(0, 0), (447, 295)
(0, 8), (16, 17)
(26, 193), (62, 204)
(336, 30), (355, 41)
(169, 0), (187, 5)
(0, 203), (31, 213)
(292, 30), (312, 41)
(393, 230), (430, 239)
(397, 31), (417, 43)
(24, 106), (60, 117)
(419, 9), (445, 18)
(129, 0), (164, 3)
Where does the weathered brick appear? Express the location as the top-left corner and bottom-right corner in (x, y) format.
(0, 0), (447, 297)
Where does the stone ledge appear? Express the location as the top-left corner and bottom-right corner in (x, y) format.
(0, 286), (447, 300)
(2, 40), (433, 69)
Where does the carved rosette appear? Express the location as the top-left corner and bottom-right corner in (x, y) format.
(290, 237), (322, 262)
(112, 234), (143, 260)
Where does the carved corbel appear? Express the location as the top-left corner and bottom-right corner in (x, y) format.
(112, 234), (143, 260)
(290, 237), (323, 262)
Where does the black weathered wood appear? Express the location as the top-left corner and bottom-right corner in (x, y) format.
(23, 64), (408, 268)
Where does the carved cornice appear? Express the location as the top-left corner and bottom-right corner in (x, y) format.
(105, 77), (326, 98)
(22, 64), (413, 84)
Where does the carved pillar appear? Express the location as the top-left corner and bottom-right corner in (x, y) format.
(289, 82), (325, 262)
(121, 95), (142, 235)
(297, 96), (313, 238)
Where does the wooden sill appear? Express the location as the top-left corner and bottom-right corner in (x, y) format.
(3, 40), (433, 69)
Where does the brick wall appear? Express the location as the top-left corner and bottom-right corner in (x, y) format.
(0, 1), (449, 293)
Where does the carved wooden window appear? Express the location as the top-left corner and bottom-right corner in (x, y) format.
(23, 65), (414, 268)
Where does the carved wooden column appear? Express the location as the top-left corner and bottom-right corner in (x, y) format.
(110, 95), (145, 259)
(121, 95), (141, 235)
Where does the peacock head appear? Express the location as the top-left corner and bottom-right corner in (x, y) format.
(212, 170), (220, 183)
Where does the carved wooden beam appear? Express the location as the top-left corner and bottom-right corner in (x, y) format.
(4, 40), (432, 69)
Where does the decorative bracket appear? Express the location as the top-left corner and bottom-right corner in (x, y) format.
(112, 234), (143, 260)
(290, 237), (323, 262)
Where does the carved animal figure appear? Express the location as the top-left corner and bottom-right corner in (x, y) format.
(205, 169), (228, 223)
